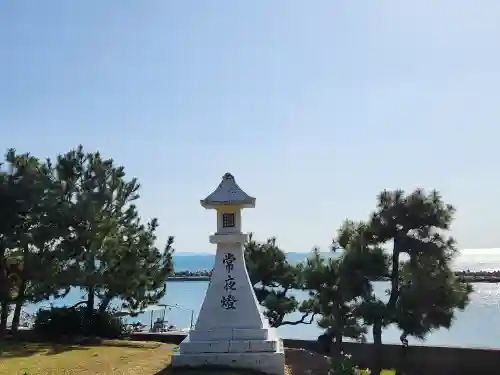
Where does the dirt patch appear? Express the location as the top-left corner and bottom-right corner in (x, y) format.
(163, 348), (332, 375)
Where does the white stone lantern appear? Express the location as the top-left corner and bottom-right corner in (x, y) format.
(171, 173), (285, 375)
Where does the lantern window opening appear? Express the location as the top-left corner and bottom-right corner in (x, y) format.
(222, 213), (236, 228)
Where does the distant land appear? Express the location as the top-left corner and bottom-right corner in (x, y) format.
(167, 271), (500, 283)
(174, 252), (210, 256)
(170, 251), (500, 283)
(174, 251), (331, 255)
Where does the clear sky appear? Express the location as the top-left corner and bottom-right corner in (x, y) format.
(1, 1), (499, 253)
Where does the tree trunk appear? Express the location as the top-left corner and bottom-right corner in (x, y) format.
(11, 264), (28, 333)
(333, 330), (343, 358)
(395, 333), (409, 375)
(0, 247), (8, 337)
(84, 287), (95, 334)
(330, 315), (343, 361)
(371, 319), (383, 375)
(388, 241), (400, 310)
(11, 274), (27, 334)
(98, 295), (112, 314)
(0, 301), (9, 336)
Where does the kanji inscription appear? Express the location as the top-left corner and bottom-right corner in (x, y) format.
(221, 252), (237, 310)
(222, 252), (236, 273)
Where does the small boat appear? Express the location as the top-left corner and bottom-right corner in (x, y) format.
(118, 303), (194, 333)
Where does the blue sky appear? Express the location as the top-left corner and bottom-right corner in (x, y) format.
(1, 1), (499, 253)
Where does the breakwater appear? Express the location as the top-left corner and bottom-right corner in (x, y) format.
(168, 275), (210, 282)
(168, 271), (500, 283)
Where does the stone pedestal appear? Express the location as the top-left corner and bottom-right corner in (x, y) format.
(171, 173), (285, 375)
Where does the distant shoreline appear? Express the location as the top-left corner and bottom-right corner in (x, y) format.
(167, 273), (500, 283)
(168, 276), (211, 282)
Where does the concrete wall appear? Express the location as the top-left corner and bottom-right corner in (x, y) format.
(127, 333), (500, 374)
(284, 339), (500, 375)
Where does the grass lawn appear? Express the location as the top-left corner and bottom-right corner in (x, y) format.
(0, 340), (396, 375)
(0, 340), (173, 375)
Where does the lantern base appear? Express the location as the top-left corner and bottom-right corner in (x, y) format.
(171, 332), (285, 375)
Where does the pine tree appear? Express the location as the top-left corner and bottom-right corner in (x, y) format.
(244, 234), (315, 327)
(363, 189), (472, 375)
(306, 220), (389, 361)
(0, 149), (69, 335)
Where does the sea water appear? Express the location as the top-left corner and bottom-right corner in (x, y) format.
(25, 249), (500, 348)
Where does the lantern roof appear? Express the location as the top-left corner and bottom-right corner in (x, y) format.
(201, 173), (256, 209)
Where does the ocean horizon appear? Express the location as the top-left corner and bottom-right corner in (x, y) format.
(172, 248), (500, 272)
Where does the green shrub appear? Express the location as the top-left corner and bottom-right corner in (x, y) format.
(34, 307), (83, 337)
(329, 352), (359, 375)
(91, 308), (124, 338)
(317, 333), (331, 353)
(33, 306), (125, 339)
